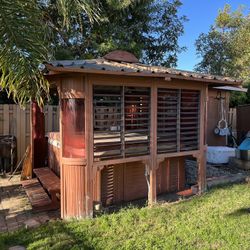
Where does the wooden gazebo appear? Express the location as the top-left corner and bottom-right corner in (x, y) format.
(42, 51), (242, 219)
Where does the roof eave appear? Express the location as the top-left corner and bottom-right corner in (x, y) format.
(45, 64), (242, 86)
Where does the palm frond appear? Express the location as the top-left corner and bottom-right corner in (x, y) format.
(56, 0), (101, 28)
(0, 0), (50, 106)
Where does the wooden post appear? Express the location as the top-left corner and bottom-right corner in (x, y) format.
(149, 167), (157, 205)
(85, 76), (94, 217)
(93, 167), (102, 204)
(147, 81), (158, 206)
(58, 76), (89, 219)
(31, 101), (46, 169)
(197, 85), (208, 193)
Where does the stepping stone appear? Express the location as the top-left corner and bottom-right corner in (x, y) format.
(9, 246), (26, 250)
(23, 218), (40, 229)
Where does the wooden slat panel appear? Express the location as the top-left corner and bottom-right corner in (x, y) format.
(180, 90), (200, 151)
(61, 164), (86, 218)
(157, 88), (200, 154)
(93, 85), (122, 160)
(124, 87), (150, 157)
(93, 86), (151, 160)
(157, 157), (185, 195)
(157, 88), (178, 154)
(123, 162), (147, 201)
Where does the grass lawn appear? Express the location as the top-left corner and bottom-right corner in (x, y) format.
(1, 183), (250, 250)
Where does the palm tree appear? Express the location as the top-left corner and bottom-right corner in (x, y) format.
(0, 0), (138, 106)
(0, 0), (101, 106)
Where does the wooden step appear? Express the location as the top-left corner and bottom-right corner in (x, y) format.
(33, 167), (60, 209)
(33, 167), (60, 193)
(22, 178), (58, 211)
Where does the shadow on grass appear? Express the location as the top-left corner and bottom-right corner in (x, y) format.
(1, 221), (95, 250)
(228, 207), (250, 217)
(95, 191), (192, 217)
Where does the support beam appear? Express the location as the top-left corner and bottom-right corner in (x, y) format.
(93, 167), (102, 205)
(85, 76), (94, 217)
(31, 101), (46, 170)
(196, 148), (207, 194)
(196, 84), (208, 194)
(147, 81), (158, 206)
(148, 168), (157, 205)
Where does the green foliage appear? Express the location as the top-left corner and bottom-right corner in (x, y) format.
(0, 0), (116, 106)
(195, 4), (250, 107)
(48, 0), (187, 67)
(0, 0), (50, 106)
(231, 18), (250, 81)
(195, 29), (233, 76)
(216, 4), (245, 30)
(0, 0), (185, 106)
(1, 183), (250, 249)
(195, 4), (250, 79)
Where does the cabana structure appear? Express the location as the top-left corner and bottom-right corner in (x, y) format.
(41, 51), (242, 219)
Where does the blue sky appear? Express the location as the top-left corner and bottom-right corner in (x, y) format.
(176, 0), (250, 71)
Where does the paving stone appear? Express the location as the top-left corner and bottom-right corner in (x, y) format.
(8, 224), (20, 232)
(6, 218), (17, 225)
(38, 214), (50, 223)
(16, 214), (28, 223)
(23, 218), (40, 229)
(0, 226), (8, 232)
(6, 222), (18, 229)
(8, 246), (26, 250)
(0, 174), (59, 233)
(0, 221), (7, 228)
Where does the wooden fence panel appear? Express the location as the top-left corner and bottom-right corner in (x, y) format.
(0, 104), (59, 162)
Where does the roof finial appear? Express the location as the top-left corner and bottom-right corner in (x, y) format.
(103, 50), (139, 63)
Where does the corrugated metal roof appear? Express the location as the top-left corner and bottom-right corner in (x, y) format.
(45, 58), (242, 85)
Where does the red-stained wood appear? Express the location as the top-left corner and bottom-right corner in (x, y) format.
(57, 76), (88, 219)
(123, 162), (147, 202)
(148, 168), (157, 205)
(85, 76), (94, 217)
(31, 101), (46, 169)
(22, 178), (55, 211)
(156, 158), (185, 195)
(33, 167), (60, 208)
(207, 89), (229, 146)
(195, 85), (207, 193)
(61, 163), (86, 218)
(47, 132), (60, 176)
(148, 81), (158, 205)
(47, 71), (213, 219)
(33, 167), (60, 193)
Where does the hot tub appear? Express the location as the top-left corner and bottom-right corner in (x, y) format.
(207, 146), (236, 164)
